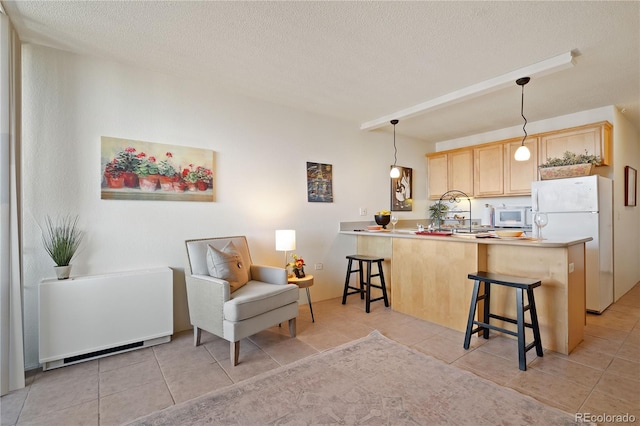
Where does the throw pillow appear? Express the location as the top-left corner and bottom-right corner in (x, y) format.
(206, 241), (249, 292)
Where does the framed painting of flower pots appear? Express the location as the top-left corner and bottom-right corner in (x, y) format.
(391, 166), (412, 211)
(307, 162), (333, 202)
(101, 136), (215, 202)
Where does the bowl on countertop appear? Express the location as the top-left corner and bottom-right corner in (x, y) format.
(495, 230), (524, 238)
(374, 214), (391, 229)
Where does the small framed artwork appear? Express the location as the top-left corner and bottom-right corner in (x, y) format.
(625, 166), (637, 207)
(391, 166), (412, 211)
(307, 162), (333, 202)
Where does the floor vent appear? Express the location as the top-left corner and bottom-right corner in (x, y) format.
(64, 341), (144, 364)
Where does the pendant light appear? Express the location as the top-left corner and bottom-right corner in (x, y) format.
(514, 77), (531, 161)
(390, 119), (400, 178)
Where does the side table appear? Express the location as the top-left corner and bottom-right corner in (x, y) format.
(288, 274), (315, 322)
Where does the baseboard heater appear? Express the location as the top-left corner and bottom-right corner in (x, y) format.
(39, 267), (173, 370)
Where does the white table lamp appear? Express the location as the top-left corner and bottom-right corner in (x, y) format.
(275, 229), (296, 267)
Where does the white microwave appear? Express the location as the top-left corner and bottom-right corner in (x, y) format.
(494, 207), (533, 228)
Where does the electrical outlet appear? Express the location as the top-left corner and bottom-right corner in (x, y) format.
(314, 263), (323, 270)
(359, 208), (367, 216)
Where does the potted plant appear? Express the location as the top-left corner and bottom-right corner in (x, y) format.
(428, 203), (449, 229)
(42, 215), (83, 280)
(157, 152), (177, 191)
(181, 164), (200, 191)
(539, 150), (601, 180)
(135, 152), (160, 191)
(115, 147), (142, 187)
(103, 159), (125, 188)
(195, 166), (213, 191)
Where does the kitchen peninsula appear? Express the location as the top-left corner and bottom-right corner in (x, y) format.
(340, 227), (591, 355)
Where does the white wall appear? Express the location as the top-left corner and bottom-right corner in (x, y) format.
(21, 44), (430, 369)
(612, 108), (640, 300)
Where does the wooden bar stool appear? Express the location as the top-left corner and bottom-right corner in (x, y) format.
(463, 271), (544, 371)
(342, 255), (389, 313)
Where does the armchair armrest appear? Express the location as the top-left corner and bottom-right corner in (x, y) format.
(250, 265), (287, 285)
(185, 274), (231, 336)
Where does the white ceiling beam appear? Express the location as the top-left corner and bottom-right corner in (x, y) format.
(360, 51), (576, 131)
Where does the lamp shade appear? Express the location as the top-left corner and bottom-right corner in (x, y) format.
(514, 145), (531, 161)
(275, 230), (296, 251)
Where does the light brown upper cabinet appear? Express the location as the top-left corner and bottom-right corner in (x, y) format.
(426, 149), (474, 199)
(474, 144), (504, 197)
(539, 121), (611, 166)
(426, 153), (448, 199)
(427, 121), (610, 199)
(504, 138), (538, 195)
(448, 150), (474, 197)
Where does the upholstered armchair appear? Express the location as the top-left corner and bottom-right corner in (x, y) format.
(185, 236), (299, 365)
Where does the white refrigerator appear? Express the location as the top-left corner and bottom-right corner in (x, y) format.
(531, 175), (613, 313)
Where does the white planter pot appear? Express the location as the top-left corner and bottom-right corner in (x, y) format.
(54, 265), (72, 280)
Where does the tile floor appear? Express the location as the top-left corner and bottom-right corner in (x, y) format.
(2, 283), (639, 426)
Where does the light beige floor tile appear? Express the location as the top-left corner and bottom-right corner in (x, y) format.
(17, 399), (98, 426)
(616, 338), (640, 363)
(164, 362), (233, 404)
(576, 334), (624, 356)
(586, 309), (638, 332)
(477, 335), (540, 365)
(98, 347), (155, 373)
(605, 357), (640, 382)
(99, 359), (164, 397)
(99, 380), (173, 426)
(295, 328), (354, 352)
(1, 386), (29, 426)
(30, 361), (98, 392)
(580, 389), (640, 421)
(507, 368), (592, 413)
(551, 345), (614, 371)
(584, 322), (630, 342)
(528, 352), (603, 388)
(592, 371), (640, 405)
(215, 347), (280, 383)
(18, 375), (98, 423)
(452, 349), (521, 386)
(155, 345), (217, 380)
(411, 333), (469, 364)
(204, 336), (258, 364)
(606, 302), (640, 318)
(259, 337), (319, 365)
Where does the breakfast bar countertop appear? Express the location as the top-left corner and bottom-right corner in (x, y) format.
(339, 229), (592, 248)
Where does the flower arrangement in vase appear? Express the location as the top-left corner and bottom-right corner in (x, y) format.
(288, 254), (306, 278)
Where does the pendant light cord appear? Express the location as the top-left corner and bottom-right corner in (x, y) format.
(391, 119), (399, 167)
(516, 77), (530, 146)
(520, 83), (528, 145)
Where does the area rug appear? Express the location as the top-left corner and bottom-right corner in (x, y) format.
(129, 331), (577, 425)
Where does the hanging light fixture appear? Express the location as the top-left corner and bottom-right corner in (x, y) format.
(390, 119), (400, 178)
(514, 77), (531, 161)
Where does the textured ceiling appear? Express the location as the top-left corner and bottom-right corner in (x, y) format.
(3, 1), (639, 142)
